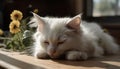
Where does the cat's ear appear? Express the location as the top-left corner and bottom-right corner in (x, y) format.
(32, 13), (46, 32)
(66, 14), (81, 31)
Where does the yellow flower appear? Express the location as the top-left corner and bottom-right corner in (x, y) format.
(9, 20), (21, 34)
(33, 9), (39, 14)
(0, 29), (4, 35)
(10, 10), (23, 21)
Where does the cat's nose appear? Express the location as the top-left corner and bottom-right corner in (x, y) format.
(47, 45), (57, 58)
(48, 50), (56, 58)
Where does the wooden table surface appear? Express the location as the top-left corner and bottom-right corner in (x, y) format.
(0, 50), (120, 69)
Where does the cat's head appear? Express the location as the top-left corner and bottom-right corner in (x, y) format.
(33, 13), (82, 58)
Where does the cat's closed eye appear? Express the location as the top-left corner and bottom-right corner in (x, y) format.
(44, 41), (49, 45)
(57, 35), (67, 45)
(57, 41), (65, 45)
(57, 39), (66, 45)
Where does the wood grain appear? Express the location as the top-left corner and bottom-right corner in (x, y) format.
(0, 50), (120, 69)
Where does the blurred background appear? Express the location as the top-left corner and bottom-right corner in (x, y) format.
(0, 0), (120, 43)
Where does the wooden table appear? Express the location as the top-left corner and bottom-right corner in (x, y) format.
(0, 50), (120, 69)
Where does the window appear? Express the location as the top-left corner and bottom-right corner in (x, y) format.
(83, 0), (120, 23)
(93, 0), (120, 17)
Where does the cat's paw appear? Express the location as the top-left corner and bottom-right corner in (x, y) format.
(66, 51), (88, 61)
(35, 52), (48, 59)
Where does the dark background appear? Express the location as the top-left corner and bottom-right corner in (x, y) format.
(1, 0), (80, 30)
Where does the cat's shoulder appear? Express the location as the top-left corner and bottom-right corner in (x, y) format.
(81, 21), (103, 34)
(81, 21), (102, 30)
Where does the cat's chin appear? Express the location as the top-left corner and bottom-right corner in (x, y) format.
(47, 52), (65, 59)
(48, 54), (60, 59)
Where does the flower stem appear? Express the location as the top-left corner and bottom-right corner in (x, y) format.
(17, 32), (25, 51)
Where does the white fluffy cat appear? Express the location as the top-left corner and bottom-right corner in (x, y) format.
(29, 13), (119, 60)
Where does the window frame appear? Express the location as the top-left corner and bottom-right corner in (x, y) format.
(83, 0), (120, 23)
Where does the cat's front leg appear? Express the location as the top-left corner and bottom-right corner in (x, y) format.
(66, 51), (88, 61)
(35, 51), (49, 59)
(34, 47), (49, 59)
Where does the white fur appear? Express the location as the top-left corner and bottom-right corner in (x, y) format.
(81, 21), (119, 54)
(66, 51), (88, 60)
(30, 13), (119, 60)
(33, 32), (43, 58)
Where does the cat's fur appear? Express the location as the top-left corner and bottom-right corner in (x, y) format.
(30, 13), (119, 60)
